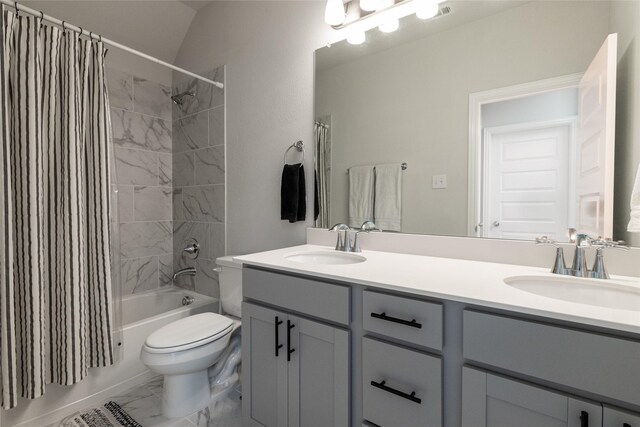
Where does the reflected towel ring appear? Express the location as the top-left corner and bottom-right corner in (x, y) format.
(284, 141), (305, 166)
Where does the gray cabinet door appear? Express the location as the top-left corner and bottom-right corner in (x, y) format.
(287, 315), (350, 427)
(462, 367), (604, 427)
(603, 406), (640, 427)
(242, 302), (289, 427)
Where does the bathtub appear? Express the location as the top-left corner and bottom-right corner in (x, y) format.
(2, 287), (218, 427)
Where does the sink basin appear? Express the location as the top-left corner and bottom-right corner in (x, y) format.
(504, 275), (640, 311)
(285, 251), (366, 265)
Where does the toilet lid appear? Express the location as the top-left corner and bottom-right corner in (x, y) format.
(145, 313), (234, 350)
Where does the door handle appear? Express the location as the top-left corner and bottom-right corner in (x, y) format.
(287, 320), (295, 362)
(370, 380), (422, 404)
(370, 312), (422, 328)
(580, 411), (589, 427)
(274, 316), (283, 357)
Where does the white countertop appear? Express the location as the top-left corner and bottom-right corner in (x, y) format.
(236, 244), (640, 335)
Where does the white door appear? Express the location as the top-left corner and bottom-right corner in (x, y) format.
(575, 33), (617, 239)
(483, 120), (575, 240)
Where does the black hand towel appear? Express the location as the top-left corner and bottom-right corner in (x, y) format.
(281, 163), (306, 223)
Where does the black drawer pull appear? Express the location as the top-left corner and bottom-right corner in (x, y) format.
(371, 312), (422, 329)
(370, 380), (422, 404)
(623, 424), (631, 427)
(287, 320), (295, 362)
(274, 316), (283, 357)
(580, 411), (589, 427)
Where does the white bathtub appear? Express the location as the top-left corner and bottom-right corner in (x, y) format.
(2, 287), (218, 427)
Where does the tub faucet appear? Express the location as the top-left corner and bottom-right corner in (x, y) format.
(172, 267), (196, 281)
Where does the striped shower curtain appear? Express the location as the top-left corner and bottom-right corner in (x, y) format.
(0, 9), (115, 409)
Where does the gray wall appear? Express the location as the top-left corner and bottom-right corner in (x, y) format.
(174, 1), (331, 255)
(172, 66), (227, 297)
(610, 1), (640, 246)
(108, 68), (174, 295)
(315, 1), (609, 237)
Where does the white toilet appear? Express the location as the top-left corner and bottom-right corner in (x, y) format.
(140, 256), (243, 419)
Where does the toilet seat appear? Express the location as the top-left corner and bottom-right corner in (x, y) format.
(144, 312), (234, 354)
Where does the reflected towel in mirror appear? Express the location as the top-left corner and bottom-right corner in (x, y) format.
(349, 165), (375, 227)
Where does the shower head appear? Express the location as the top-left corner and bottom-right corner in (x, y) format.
(171, 91), (196, 105)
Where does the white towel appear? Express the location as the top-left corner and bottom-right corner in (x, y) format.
(348, 166), (375, 228)
(628, 164), (640, 232)
(374, 164), (402, 232)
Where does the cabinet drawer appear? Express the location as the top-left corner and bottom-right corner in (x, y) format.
(604, 406), (640, 427)
(463, 310), (640, 407)
(363, 337), (442, 427)
(243, 267), (350, 325)
(363, 290), (443, 351)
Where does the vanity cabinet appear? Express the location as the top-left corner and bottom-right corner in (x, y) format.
(242, 267), (351, 427)
(242, 302), (349, 427)
(462, 367), (603, 427)
(603, 406), (640, 427)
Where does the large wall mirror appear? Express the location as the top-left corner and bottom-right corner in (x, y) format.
(314, 0), (640, 246)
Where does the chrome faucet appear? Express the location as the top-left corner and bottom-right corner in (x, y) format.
(329, 221), (381, 253)
(329, 223), (352, 252)
(536, 234), (628, 279)
(352, 221), (381, 253)
(172, 267), (196, 281)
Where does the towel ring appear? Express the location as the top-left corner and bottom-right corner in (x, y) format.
(284, 140), (304, 166)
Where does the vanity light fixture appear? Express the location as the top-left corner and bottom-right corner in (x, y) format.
(415, 0), (439, 20)
(327, 0), (448, 45)
(347, 31), (366, 45)
(360, 0), (381, 12)
(325, 0), (346, 26)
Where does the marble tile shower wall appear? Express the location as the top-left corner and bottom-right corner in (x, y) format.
(108, 69), (174, 295)
(172, 66), (226, 298)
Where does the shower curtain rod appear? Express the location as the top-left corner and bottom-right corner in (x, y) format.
(1, 0), (224, 89)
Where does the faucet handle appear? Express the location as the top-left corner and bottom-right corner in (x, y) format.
(535, 236), (558, 246)
(591, 238), (629, 251)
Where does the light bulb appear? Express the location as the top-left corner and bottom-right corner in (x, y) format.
(325, 0), (345, 26)
(360, 0), (381, 12)
(347, 31), (366, 45)
(416, 0), (439, 20)
(379, 18), (399, 33)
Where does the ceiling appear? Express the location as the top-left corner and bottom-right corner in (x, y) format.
(22, 1), (200, 63)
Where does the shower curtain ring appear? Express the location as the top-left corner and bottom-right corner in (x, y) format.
(79, 26), (83, 36)
(14, 1), (18, 16)
(62, 21), (66, 32)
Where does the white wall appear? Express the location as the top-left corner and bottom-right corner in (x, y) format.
(315, 1), (609, 236)
(174, 1), (331, 255)
(610, 1), (640, 246)
(21, 0), (198, 84)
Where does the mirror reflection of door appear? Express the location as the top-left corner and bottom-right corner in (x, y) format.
(482, 120), (575, 240)
(575, 33), (618, 239)
(475, 34), (617, 240)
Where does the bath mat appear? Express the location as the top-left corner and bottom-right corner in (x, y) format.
(60, 401), (143, 427)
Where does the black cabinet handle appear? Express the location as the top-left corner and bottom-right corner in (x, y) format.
(370, 380), (422, 404)
(623, 424), (631, 427)
(371, 312), (422, 329)
(580, 411), (589, 427)
(274, 316), (283, 357)
(287, 320), (295, 362)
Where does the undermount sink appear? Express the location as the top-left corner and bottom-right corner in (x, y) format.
(285, 251), (366, 265)
(504, 275), (640, 311)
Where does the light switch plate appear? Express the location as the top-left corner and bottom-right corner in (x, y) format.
(432, 174), (447, 189)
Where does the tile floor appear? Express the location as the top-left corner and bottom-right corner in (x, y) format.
(50, 376), (242, 427)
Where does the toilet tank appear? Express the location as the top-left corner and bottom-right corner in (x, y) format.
(216, 256), (243, 318)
